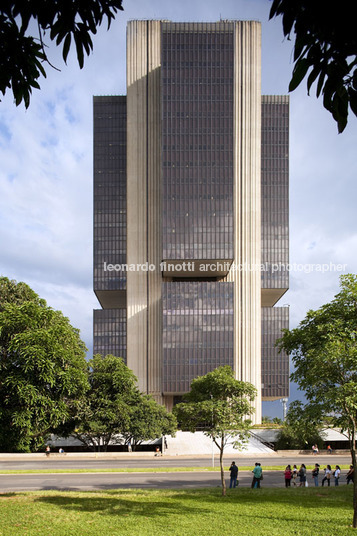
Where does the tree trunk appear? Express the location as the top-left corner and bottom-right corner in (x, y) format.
(353, 470), (357, 529)
(351, 426), (357, 529)
(219, 437), (226, 496)
(348, 422), (357, 529)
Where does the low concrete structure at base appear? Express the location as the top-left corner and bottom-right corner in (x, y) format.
(164, 431), (277, 456)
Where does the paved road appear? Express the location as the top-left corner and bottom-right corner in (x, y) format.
(0, 459), (352, 492)
(0, 454), (351, 471)
(1, 469), (342, 492)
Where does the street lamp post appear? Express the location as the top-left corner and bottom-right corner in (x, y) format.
(281, 398), (288, 420)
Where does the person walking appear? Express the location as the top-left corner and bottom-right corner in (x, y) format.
(321, 465), (332, 486)
(284, 465), (292, 487)
(229, 461), (238, 488)
(251, 462), (263, 488)
(298, 464), (307, 487)
(292, 464), (298, 486)
(312, 444), (318, 455)
(346, 465), (354, 485)
(312, 463), (320, 486)
(334, 465), (341, 486)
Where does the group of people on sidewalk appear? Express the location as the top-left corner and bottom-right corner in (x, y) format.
(228, 460), (354, 489)
(283, 463), (354, 487)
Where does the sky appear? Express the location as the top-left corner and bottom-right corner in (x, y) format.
(1, 0), (356, 419)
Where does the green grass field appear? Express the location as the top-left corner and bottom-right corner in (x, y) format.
(0, 486), (355, 536)
(0, 464), (351, 475)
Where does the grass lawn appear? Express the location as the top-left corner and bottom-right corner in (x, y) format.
(0, 486), (355, 536)
(0, 464), (351, 475)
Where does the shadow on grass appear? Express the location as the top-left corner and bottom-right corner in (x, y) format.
(33, 486), (353, 520)
(34, 489), (212, 519)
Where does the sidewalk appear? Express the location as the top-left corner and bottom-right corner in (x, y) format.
(0, 449), (350, 461)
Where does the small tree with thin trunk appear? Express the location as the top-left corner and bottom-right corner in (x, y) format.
(174, 366), (256, 496)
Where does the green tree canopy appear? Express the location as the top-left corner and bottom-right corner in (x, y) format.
(0, 276), (44, 307)
(73, 354), (138, 452)
(270, 0), (357, 132)
(0, 277), (88, 452)
(122, 394), (177, 450)
(174, 366), (256, 496)
(275, 400), (325, 450)
(73, 354), (177, 452)
(0, 0), (123, 107)
(277, 274), (357, 527)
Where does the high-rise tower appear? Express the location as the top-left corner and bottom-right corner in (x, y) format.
(93, 21), (289, 423)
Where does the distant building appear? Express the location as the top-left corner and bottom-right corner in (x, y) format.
(93, 21), (289, 423)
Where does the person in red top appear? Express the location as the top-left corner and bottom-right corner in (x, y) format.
(284, 464), (292, 487)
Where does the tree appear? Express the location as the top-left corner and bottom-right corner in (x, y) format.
(0, 1), (123, 108)
(0, 277), (89, 452)
(73, 354), (177, 452)
(73, 354), (138, 452)
(122, 394), (177, 451)
(271, 417), (283, 425)
(277, 274), (357, 527)
(269, 0), (357, 132)
(275, 401), (325, 450)
(174, 366), (256, 496)
(0, 276), (44, 306)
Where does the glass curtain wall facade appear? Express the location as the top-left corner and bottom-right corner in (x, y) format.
(162, 24), (234, 262)
(93, 96), (127, 359)
(94, 308), (127, 361)
(93, 96), (126, 294)
(160, 23), (236, 396)
(261, 307), (289, 398)
(261, 95), (289, 399)
(93, 20), (290, 420)
(261, 95), (289, 293)
(163, 281), (234, 393)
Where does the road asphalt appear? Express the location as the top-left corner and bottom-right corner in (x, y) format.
(0, 452), (352, 492)
(0, 452), (351, 470)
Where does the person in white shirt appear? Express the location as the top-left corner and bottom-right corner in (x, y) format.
(334, 465), (341, 486)
(292, 464), (298, 486)
(321, 465), (332, 487)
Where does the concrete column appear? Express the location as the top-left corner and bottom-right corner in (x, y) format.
(126, 21), (162, 400)
(230, 21), (262, 423)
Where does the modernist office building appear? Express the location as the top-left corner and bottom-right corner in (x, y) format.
(93, 20), (289, 423)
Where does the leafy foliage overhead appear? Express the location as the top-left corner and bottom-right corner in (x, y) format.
(270, 0), (357, 132)
(0, 0), (123, 107)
